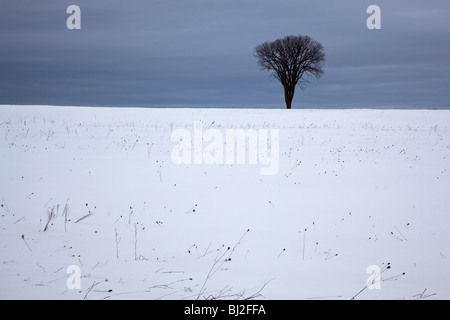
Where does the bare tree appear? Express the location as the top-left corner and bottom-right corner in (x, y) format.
(254, 35), (325, 109)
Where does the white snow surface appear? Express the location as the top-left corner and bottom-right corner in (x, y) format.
(0, 105), (449, 300)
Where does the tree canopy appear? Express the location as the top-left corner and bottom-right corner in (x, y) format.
(254, 35), (325, 109)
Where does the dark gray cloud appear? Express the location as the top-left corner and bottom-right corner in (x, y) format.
(0, 0), (449, 108)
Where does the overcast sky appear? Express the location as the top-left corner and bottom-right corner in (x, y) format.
(1, 0), (449, 109)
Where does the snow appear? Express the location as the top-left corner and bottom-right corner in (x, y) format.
(0, 104), (449, 300)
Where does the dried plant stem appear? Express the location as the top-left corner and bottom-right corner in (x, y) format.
(134, 223), (138, 260)
(302, 229), (307, 260)
(74, 212), (92, 223)
(196, 229), (250, 300)
(75, 204), (95, 224)
(277, 248), (286, 259)
(1, 199), (11, 213)
(228, 228), (250, 259)
(43, 206), (56, 232)
(63, 198), (70, 232)
(21, 234), (32, 251)
(128, 206), (133, 224)
(413, 288), (437, 300)
(84, 279), (107, 299)
(394, 225), (408, 241)
(115, 229), (121, 260)
(196, 245), (230, 300)
(244, 278), (275, 300)
(351, 262), (399, 300)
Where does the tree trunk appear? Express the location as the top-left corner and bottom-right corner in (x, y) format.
(285, 97), (292, 109)
(284, 86), (294, 109)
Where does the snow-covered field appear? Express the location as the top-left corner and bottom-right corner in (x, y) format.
(0, 105), (449, 300)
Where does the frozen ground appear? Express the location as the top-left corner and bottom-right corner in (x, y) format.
(0, 105), (449, 300)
